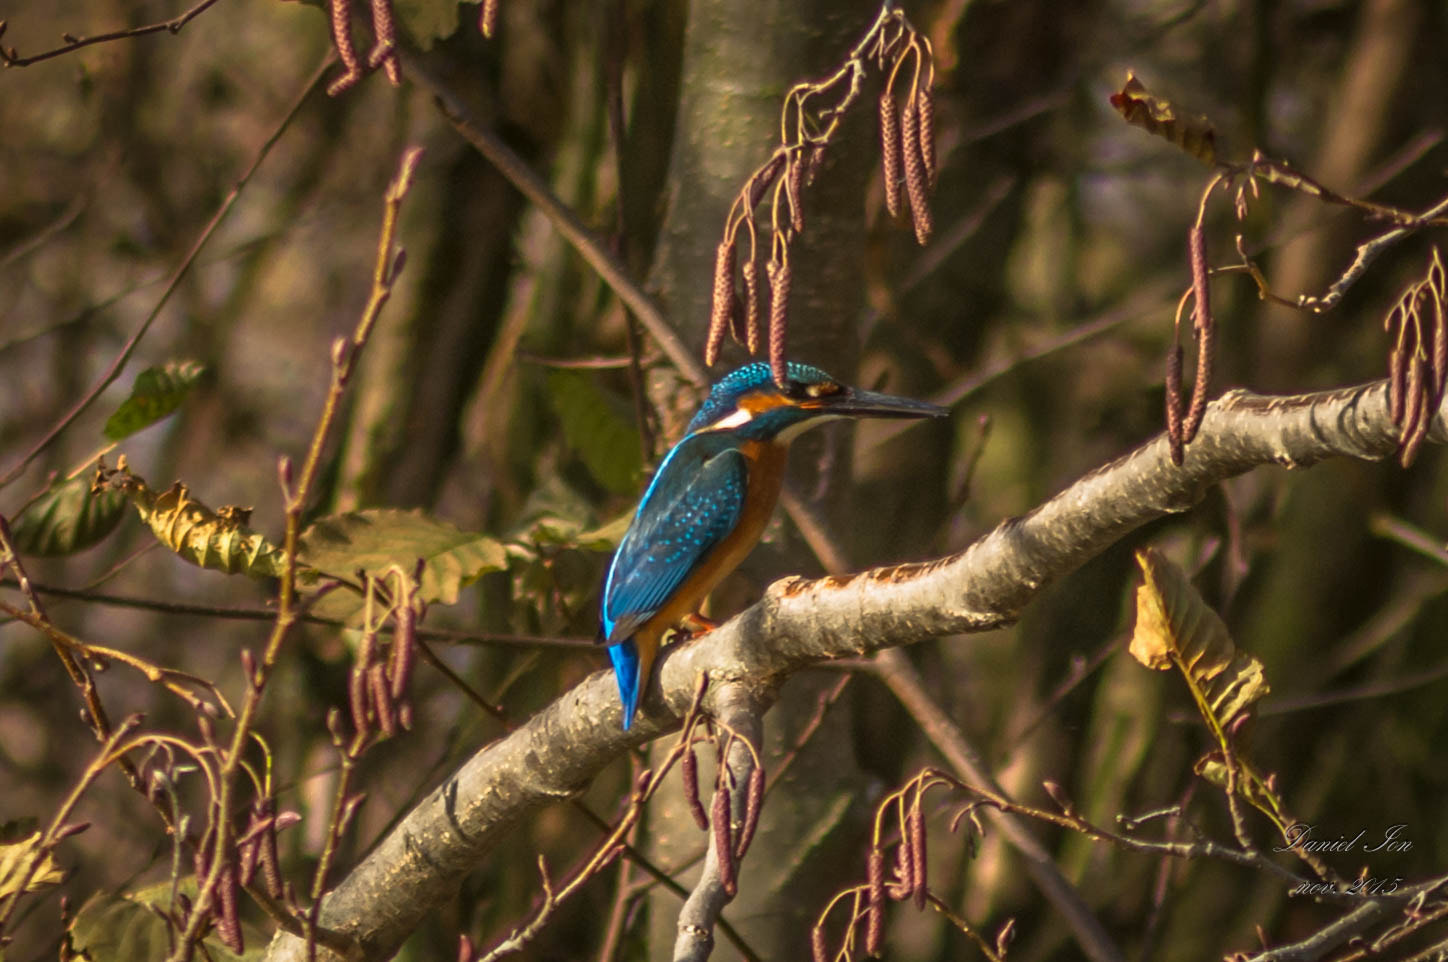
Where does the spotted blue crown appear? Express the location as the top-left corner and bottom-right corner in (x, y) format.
(686, 362), (834, 433)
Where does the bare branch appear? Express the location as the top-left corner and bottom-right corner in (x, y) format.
(261, 376), (1438, 962)
(0, 0), (224, 66)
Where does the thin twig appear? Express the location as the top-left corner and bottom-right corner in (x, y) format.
(0, 54), (331, 491)
(399, 47), (705, 389)
(0, 0), (225, 66)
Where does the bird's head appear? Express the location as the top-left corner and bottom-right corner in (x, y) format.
(686, 362), (948, 442)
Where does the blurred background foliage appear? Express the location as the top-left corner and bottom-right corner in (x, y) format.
(2, 0), (1448, 959)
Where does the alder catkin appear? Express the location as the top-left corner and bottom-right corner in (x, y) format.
(907, 807), (927, 911)
(901, 98), (933, 244)
(366, 0), (399, 84)
(767, 259), (791, 387)
(706, 242), (736, 366)
(1432, 277), (1447, 406)
(259, 819), (284, 898)
(866, 847), (886, 955)
(1182, 223), (1213, 444)
(742, 258), (762, 355)
(348, 666), (370, 737)
(879, 91), (902, 218)
(1165, 344), (1185, 465)
(734, 765), (764, 858)
(917, 86), (937, 188)
(682, 748), (709, 830)
(787, 153), (806, 234)
(326, 0), (363, 96)
(389, 603), (416, 700)
(811, 925), (828, 962)
(216, 864), (243, 953)
(711, 783), (737, 896)
(480, 0), (500, 37)
(369, 662), (396, 737)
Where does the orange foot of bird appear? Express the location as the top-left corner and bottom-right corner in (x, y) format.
(679, 612), (720, 638)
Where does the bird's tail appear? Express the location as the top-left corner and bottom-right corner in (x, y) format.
(607, 639), (640, 730)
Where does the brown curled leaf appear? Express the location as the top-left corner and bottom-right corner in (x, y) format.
(707, 242), (736, 367)
(879, 91), (902, 218)
(1109, 71), (1218, 166)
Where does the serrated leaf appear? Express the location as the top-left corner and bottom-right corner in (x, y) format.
(547, 370), (642, 494)
(9, 474), (126, 556)
(1130, 548), (1268, 728)
(299, 509), (507, 606)
(68, 881), (260, 962)
(0, 832), (63, 898)
(393, 0), (460, 49)
(1109, 72), (1218, 166)
(103, 361), (206, 441)
(96, 462), (286, 578)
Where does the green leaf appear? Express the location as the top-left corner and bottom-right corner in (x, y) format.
(0, 832), (63, 899)
(9, 474), (126, 556)
(68, 881), (261, 962)
(547, 370), (642, 494)
(103, 361), (206, 441)
(393, 0), (460, 49)
(300, 509), (508, 605)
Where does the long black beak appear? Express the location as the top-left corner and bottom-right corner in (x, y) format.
(825, 386), (950, 420)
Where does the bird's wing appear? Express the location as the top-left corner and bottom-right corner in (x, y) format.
(600, 439), (747, 645)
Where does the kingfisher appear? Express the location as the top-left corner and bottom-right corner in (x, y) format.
(598, 361), (948, 728)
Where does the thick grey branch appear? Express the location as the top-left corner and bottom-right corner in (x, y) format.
(263, 379), (1440, 961)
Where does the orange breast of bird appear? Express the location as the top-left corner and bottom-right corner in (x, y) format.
(637, 437), (787, 638)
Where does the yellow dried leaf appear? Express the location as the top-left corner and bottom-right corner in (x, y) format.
(0, 832), (64, 898)
(1129, 548), (1269, 727)
(95, 461), (287, 579)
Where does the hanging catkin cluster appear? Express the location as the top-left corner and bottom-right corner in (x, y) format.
(704, 7), (939, 386)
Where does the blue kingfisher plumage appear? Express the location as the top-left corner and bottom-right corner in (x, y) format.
(598, 361), (947, 728)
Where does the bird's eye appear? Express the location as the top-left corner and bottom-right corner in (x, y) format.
(804, 381), (842, 399)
